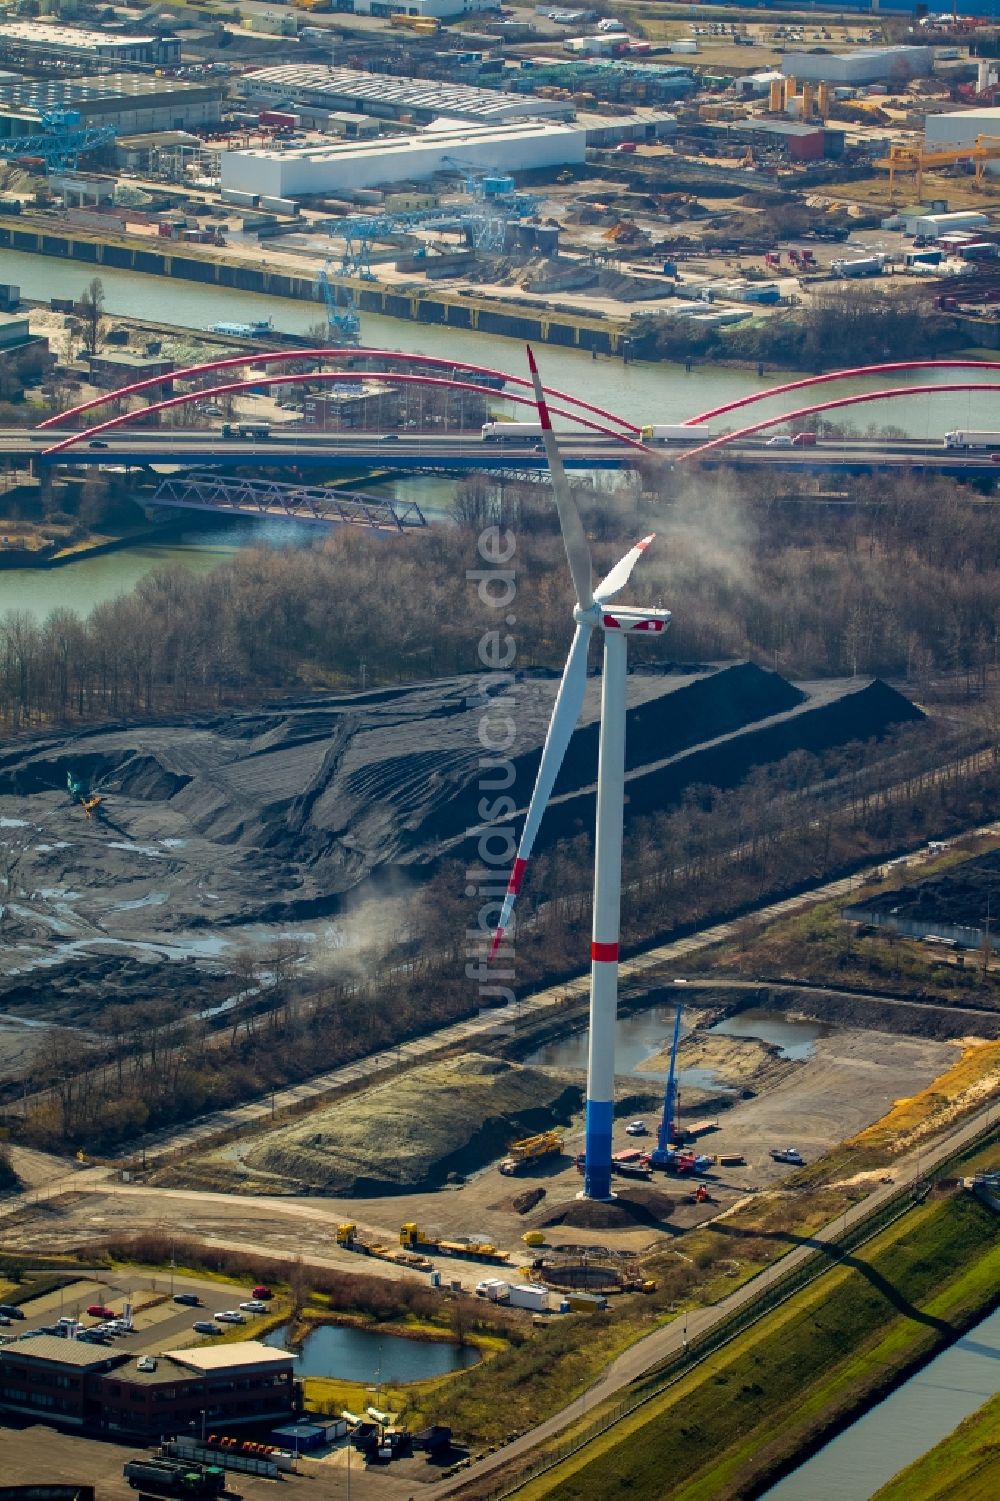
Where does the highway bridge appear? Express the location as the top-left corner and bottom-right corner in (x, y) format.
(1, 354), (997, 519)
(3, 428), (1000, 478)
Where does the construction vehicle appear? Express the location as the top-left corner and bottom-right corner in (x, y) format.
(67, 771), (104, 819)
(788, 248), (816, 268)
(649, 1004), (683, 1170)
(399, 1224), (510, 1263)
(390, 12), (440, 33)
(498, 1130), (563, 1175)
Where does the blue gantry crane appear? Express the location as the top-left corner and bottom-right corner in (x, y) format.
(0, 110), (117, 173)
(316, 261), (361, 344)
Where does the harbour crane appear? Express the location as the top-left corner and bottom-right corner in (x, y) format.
(316, 261), (361, 345)
(0, 110), (116, 173)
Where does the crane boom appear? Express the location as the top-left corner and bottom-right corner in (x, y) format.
(657, 1002), (683, 1154)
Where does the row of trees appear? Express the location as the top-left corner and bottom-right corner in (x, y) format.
(1, 467), (998, 730)
(650, 284), (962, 371)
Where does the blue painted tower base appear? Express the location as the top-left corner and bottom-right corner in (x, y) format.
(582, 1096), (614, 1202)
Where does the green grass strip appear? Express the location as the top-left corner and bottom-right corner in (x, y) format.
(870, 1392), (1000, 1501)
(517, 1191), (999, 1501)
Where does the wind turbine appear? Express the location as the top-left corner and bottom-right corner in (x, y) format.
(489, 347), (671, 1201)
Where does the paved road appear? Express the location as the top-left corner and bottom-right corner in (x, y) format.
(0, 427), (998, 475)
(432, 1097), (999, 1500)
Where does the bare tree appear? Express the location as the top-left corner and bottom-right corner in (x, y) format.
(76, 277), (105, 358)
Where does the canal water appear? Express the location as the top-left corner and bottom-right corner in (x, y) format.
(4, 248), (1000, 621)
(763, 1302), (1000, 1501)
(262, 1321), (479, 1384)
(523, 1005), (827, 1085)
(6, 247), (1000, 432)
(0, 472), (455, 622)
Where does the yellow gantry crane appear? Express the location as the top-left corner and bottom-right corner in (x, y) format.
(877, 134), (1000, 200)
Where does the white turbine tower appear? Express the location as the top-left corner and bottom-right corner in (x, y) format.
(489, 347), (671, 1201)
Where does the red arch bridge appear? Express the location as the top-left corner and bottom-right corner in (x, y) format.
(1, 354), (996, 524)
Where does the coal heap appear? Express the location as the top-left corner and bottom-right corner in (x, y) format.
(0, 662), (921, 958)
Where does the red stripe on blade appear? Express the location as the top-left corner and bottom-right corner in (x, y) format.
(490, 928), (505, 961)
(591, 941), (619, 962)
(508, 857), (527, 894)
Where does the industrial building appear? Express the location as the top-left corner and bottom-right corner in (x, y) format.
(925, 106), (1000, 149)
(221, 119), (586, 196)
(0, 22), (180, 70)
(780, 47), (933, 86)
(700, 117), (845, 162)
(237, 65), (573, 125)
(0, 75), (224, 137)
(0, 1337), (296, 1439)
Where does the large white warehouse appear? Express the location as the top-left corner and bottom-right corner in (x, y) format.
(781, 47), (932, 85)
(237, 66), (572, 125)
(925, 106), (1000, 147)
(925, 107), (1000, 175)
(221, 120), (586, 197)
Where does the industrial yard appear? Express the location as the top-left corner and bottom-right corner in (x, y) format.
(1, 3), (1000, 1497)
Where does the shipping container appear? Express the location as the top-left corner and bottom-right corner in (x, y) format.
(508, 1284), (549, 1311)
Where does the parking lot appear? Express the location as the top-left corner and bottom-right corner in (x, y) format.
(0, 1269), (280, 1357)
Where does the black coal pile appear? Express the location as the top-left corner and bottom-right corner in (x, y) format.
(0, 662), (921, 1005)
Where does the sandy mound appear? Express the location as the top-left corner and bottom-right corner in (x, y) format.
(239, 1052), (582, 1195)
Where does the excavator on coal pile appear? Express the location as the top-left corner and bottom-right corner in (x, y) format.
(67, 771), (104, 819)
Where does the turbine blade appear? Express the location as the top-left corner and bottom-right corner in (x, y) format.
(526, 344), (593, 609)
(595, 533), (655, 604)
(489, 623), (591, 960)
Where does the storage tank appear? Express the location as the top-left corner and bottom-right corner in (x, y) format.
(783, 75), (796, 108)
(816, 82), (830, 119)
(769, 78), (783, 112)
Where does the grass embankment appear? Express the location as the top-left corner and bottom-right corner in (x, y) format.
(511, 1189), (999, 1501)
(870, 1391), (1000, 1501)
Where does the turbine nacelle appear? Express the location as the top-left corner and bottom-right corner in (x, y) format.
(601, 606), (672, 634)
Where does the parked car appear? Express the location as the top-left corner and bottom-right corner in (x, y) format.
(87, 1304), (116, 1319)
(193, 1320), (222, 1335)
(239, 1300), (268, 1313)
(252, 1286), (273, 1301)
(625, 1120), (648, 1136)
(173, 1293), (201, 1306)
(215, 1310), (246, 1324)
(0, 1306), (25, 1320)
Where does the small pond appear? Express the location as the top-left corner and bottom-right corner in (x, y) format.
(524, 1004), (829, 1084)
(709, 1009), (832, 1064)
(263, 1322), (480, 1384)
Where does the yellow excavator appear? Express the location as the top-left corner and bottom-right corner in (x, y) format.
(67, 772), (104, 819)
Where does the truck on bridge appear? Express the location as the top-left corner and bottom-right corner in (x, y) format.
(944, 430), (1000, 450)
(640, 423), (715, 444)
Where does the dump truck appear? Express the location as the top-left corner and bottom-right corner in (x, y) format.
(498, 1130), (563, 1175)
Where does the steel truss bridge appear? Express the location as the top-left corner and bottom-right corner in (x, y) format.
(150, 473), (426, 531)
